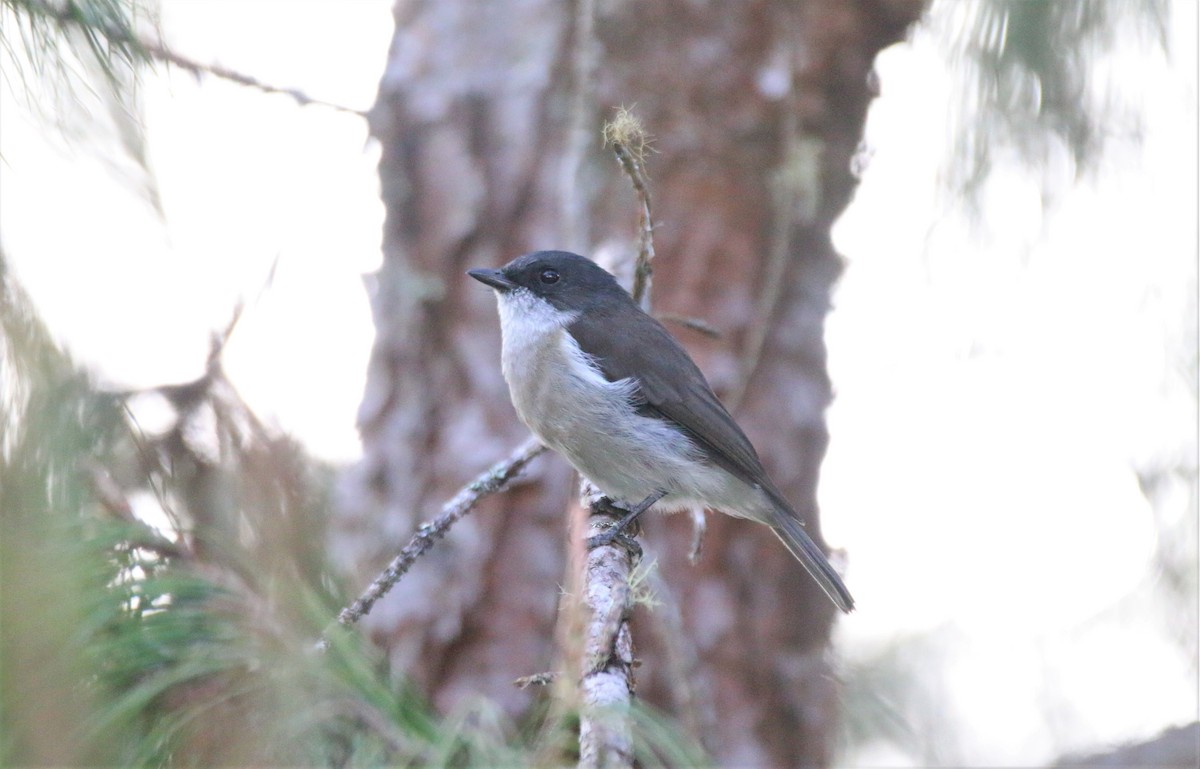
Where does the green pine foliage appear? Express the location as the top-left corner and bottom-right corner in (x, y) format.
(943, 0), (1171, 197)
(0, 252), (518, 766)
(0, 0), (148, 79)
(0, 250), (705, 766)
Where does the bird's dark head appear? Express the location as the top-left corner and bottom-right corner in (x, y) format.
(468, 251), (630, 314)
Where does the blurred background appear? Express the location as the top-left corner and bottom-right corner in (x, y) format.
(1, 0), (1195, 766)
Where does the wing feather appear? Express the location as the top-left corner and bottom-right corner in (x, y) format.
(568, 306), (768, 491)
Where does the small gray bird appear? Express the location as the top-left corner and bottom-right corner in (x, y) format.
(469, 250), (854, 612)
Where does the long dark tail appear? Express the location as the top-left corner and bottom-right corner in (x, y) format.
(770, 512), (855, 613)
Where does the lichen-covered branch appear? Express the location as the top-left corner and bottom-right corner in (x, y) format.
(603, 107), (656, 311)
(578, 486), (638, 769)
(319, 437), (545, 649)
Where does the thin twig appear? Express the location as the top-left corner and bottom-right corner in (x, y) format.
(144, 40), (367, 117)
(725, 175), (790, 411)
(119, 401), (184, 530)
(725, 99), (801, 412)
(85, 460), (188, 559)
(27, 0), (366, 117)
(603, 107), (655, 310)
(318, 437), (545, 650)
(514, 671), (560, 689)
(656, 312), (721, 339)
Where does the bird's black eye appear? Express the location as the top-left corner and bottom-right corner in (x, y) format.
(539, 268), (560, 285)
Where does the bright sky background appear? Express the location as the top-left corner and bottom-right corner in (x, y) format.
(825, 2), (1197, 763)
(1, 1), (1195, 766)
(1, 0), (391, 461)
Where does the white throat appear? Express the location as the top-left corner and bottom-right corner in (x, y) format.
(495, 289), (578, 377)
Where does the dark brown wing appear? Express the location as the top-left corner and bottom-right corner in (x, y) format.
(567, 306), (770, 492)
(570, 304), (855, 612)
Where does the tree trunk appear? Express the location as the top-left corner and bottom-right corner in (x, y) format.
(334, 0), (924, 764)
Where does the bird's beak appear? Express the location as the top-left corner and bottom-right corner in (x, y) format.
(468, 268), (518, 292)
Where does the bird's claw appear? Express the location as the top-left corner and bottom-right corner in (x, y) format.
(586, 527), (643, 561)
(595, 496), (643, 537)
(596, 495), (628, 514)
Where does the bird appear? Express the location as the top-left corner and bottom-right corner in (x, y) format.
(468, 250), (854, 612)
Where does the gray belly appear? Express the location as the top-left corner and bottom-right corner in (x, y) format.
(500, 326), (760, 514)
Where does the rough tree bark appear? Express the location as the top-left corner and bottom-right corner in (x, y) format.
(333, 0), (924, 765)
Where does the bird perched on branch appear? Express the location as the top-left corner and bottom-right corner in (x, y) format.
(469, 250), (854, 613)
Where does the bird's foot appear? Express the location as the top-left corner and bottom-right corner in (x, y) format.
(585, 525), (643, 561)
(584, 491), (667, 560)
(594, 496), (643, 538)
